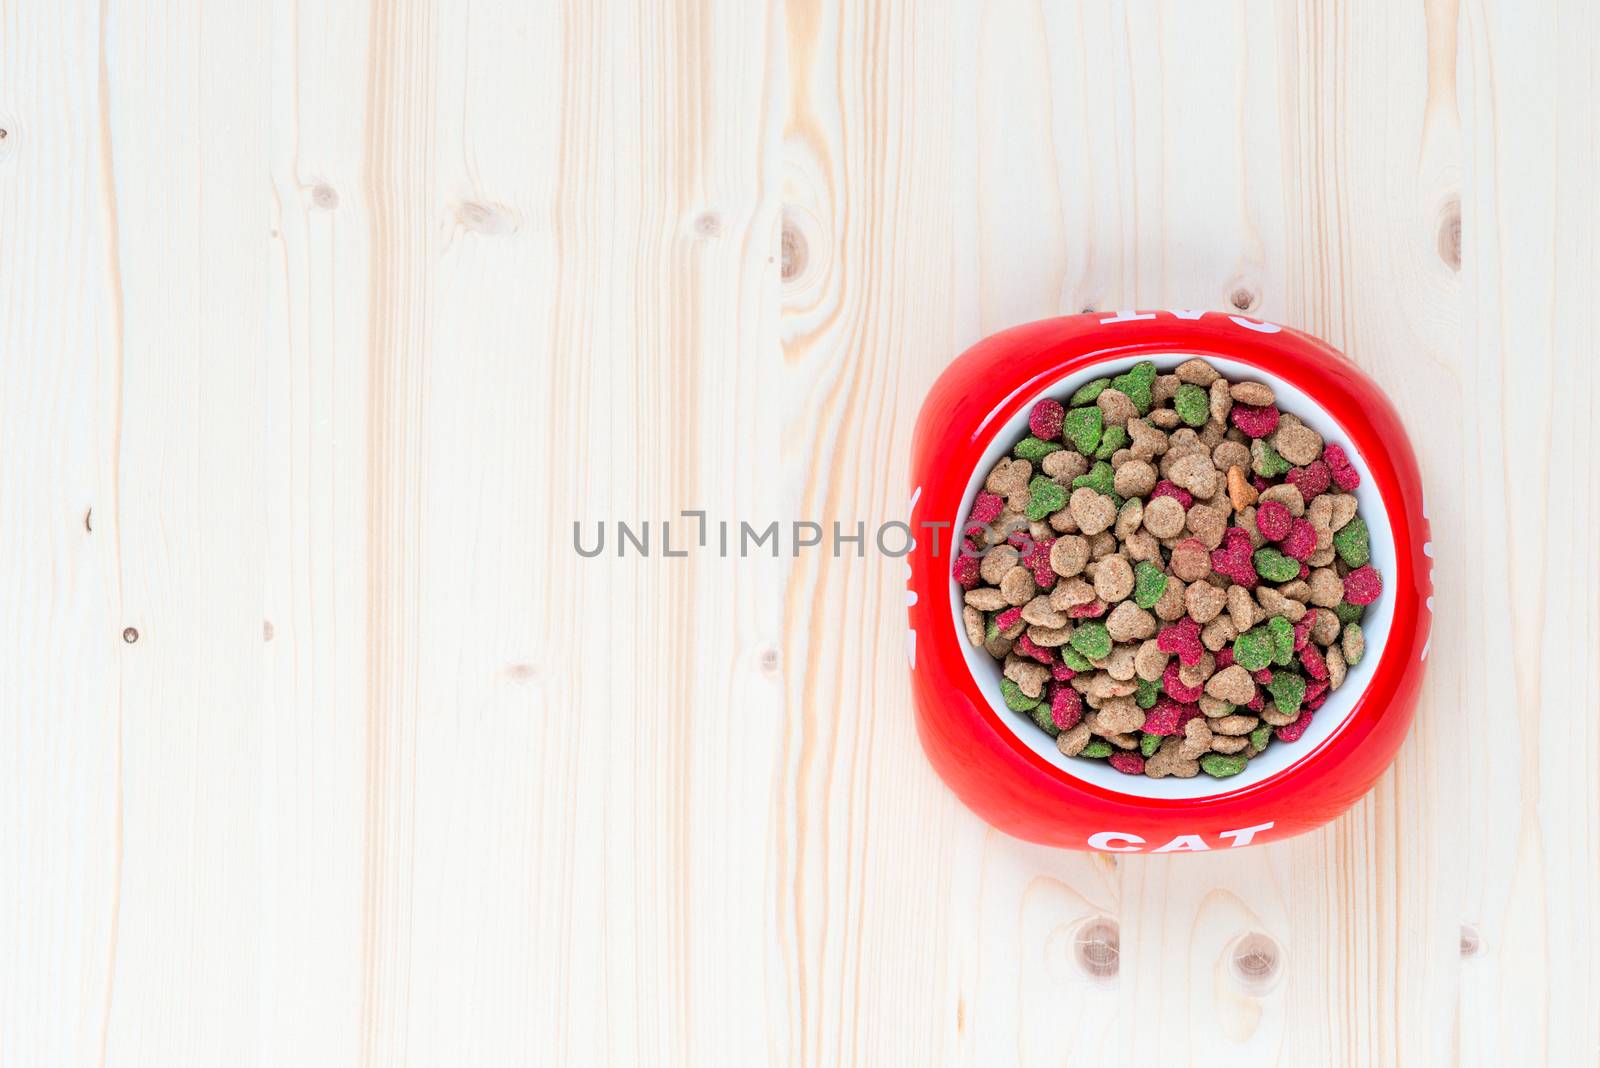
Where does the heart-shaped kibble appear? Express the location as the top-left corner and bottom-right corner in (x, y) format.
(1266, 668), (1307, 717)
(1068, 621), (1112, 660)
(1252, 547), (1300, 584)
(1232, 625), (1276, 671)
(1024, 476), (1066, 521)
(1265, 616), (1295, 666)
(1156, 616), (1204, 666)
(1333, 516), (1370, 567)
(1280, 518), (1317, 561)
(1211, 527), (1259, 588)
(1286, 459), (1331, 499)
(969, 491), (1004, 525)
(1132, 560), (1167, 609)
(1322, 443), (1361, 490)
(1343, 564), (1383, 605)
(1230, 403), (1280, 438)
(1173, 383), (1210, 427)
(1110, 360), (1158, 413)
(1063, 406), (1103, 454)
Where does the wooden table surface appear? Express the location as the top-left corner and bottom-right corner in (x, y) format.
(4, 1), (1597, 1064)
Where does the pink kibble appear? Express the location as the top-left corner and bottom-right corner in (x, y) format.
(963, 523), (987, 552)
(1108, 751), (1145, 775)
(1251, 474), (1270, 492)
(994, 606), (1022, 633)
(1281, 517), (1317, 560)
(1230, 403), (1280, 438)
(1299, 562), (1310, 580)
(1141, 697), (1184, 736)
(1151, 480), (1194, 510)
(1246, 691), (1265, 712)
(1292, 613), (1315, 651)
(1286, 460), (1331, 499)
(1177, 702), (1204, 728)
(1304, 679), (1329, 704)
(1211, 527), (1259, 588)
(1014, 633), (1054, 665)
(1254, 667), (1274, 685)
(1306, 688), (1330, 711)
(1324, 444), (1361, 490)
(1274, 710), (1313, 742)
(1255, 499), (1292, 541)
(1156, 617), (1204, 666)
(1344, 565), (1383, 605)
(1030, 399), (1065, 440)
(1022, 537), (1057, 590)
(1162, 660), (1203, 703)
(952, 554), (980, 589)
(969, 491), (1004, 524)
(1215, 646), (1235, 669)
(1051, 661), (1076, 682)
(1300, 643), (1329, 680)
(1069, 599), (1108, 618)
(1050, 686), (1083, 730)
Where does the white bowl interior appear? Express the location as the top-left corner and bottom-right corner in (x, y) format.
(948, 353), (1396, 799)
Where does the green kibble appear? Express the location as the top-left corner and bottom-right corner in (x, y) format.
(1266, 615), (1295, 666)
(1333, 601), (1365, 626)
(1249, 724), (1272, 751)
(1060, 647), (1094, 672)
(1233, 626), (1275, 671)
(1200, 753), (1248, 778)
(1015, 435), (1063, 460)
(1031, 703), (1061, 737)
(1135, 676), (1159, 709)
(985, 615), (999, 642)
(1000, 678), (1041, 712)
(1333, 516), (1371, 567)
(1072, 460), (1116, 497)
(1343, 622), (1366, 666)
(1024, 476), (1067, 520)
(1064, 407), (1103, 455)
(1140, 732), (1162, 757)
(1069, 377), (1112, 406)
(1173, 383), (1210, 426)
(1111, 361), (1157, 414)
(1069, 622), (1112, 661)
(1092, 425), (1129, 460)
(1253, 440), (1291, 477)
(1133, 561), (1168, 609)
(1253, 547), (1300, 584)
(1080, 740), (1114, 759)
(1266, 672), (1306, 717)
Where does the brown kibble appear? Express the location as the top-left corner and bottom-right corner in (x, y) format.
(1106, 601), (1158, 642)
(1048, 508), (1080, 534)
(1236, 506), (1266, 548)
(1227, 465), (1258, 511)
(1278, 579), (1311, 602)
(986, 457), (1032, 495)
(1021, 596), (1067, 628)
(1093, 554), (1135, 602)
(1327, 644), (1348, 689)
(1310, 607), (1341, 646)
(965, 587), (1008, 611)
(1049, 535), (1090, 578)
(1230, 380), (1275, 406)
(1058, 722), (1093, 756)
(1127, 419), (1169, 460)
(1088, 531), (1118, 558)
(1177, 651), (1216, 689)
(1152, 576), (1188, 621)
(1273, 423), (1324, 466)
(1097, 388), (1138, 427)
(1226, 584), (1257, 630)
(1114, 459), (1158, 498)
(995, 609), (1026, 639)
(1004, 657), (1051, 698)
(1185, 503), (1228, 548)
(1185, 581), (1228, 624)
(1213, 714), (1260, 736)
(1102, 644), (1138, 681)
(1149, 408), (1181, 429)
(1152, 374), (1181, 407)
(1142, 495), (1186, 539)
(1050, 577), (1096, 610)
(1342, 623), (1365, 664)
(1175, 357), (1221, 386)
(1307, 546), (1336, 567)
(1307, 493), (1334, 532)
(1211, 734), (1250, 754)
(1168, 453), (1219, 499)
(963, 605), (985, 645)
(1258, 483), (1306, 517)
(1077, 671), (1137, 701)
(1308, 567), (1345, 607)
(1256, 587), (1306, 622)
(1168, 538), (1212, 583)
(1178, 717), (1213, 759)
(1260, 704), (1298, 727)
(1212, 440), (1250, 474)
(1092, 696), (1145, 735)
(1070, 487), (1118, 536)
(1042, 450), (1090, 481)
(980, 545), (1020, 583)
(1145, 737), (1200, 778)
(1198, 420), (1227, 450)
(1000, 565), (1037, 605)
(1121, 529), (1161, 563)
(1200, 616), (1237, 652)
(984, 635), (1013, 658)
(1134, 638), (1169, 681)
(1209, 378), (1233, 425)
(1329, 493), (1359, 531)
(1114, 498), (1144, 538)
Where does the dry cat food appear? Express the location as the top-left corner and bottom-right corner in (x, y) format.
(953, 357), (1381, 779)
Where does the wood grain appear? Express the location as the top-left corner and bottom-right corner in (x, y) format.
(1, 0), (1595, 1064)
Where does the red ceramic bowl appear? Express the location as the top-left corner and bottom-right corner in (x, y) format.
(907, 311), (1432, 853)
